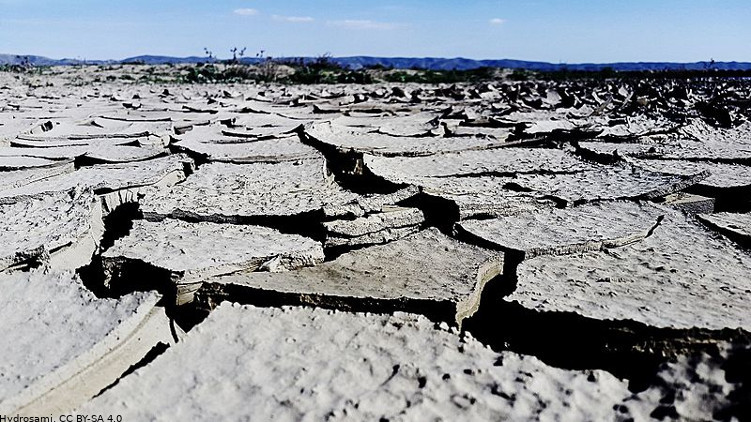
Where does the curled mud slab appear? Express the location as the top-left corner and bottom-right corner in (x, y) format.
(509, 208), (751, 331)
(0, 144), (166, 164)
(0, 161), (74, 191)
(363, 148), (596, 180)
(698, 211), (751, 247)
(324, 207), (425, 248)
(141, 158), (358, 220)
(102, 218), (324, 303)
(175, 135), (320, 163)
(306, 122), (507, 157)
(0, 155), (62, 170)
(0, 270), (170, 415)
(458, 201), (665, 258)
(509, 166), (706, 205)
(0, 154), (191, 200)
(627, 158), (751, 190)
(323, 185), (420, 219)
(0, 188), (102, 271)
(578, 125), (751, 163)
(208, 228), (504, 326)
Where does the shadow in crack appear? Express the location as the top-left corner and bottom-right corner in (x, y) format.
(298, 130), (403, 195)
(100, 202), (141, 252)
(463, 270), (751, 393)
(686, 184), (751, 214)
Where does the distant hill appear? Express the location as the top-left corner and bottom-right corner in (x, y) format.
(120, 55), (212, 65)
(2, 53), (751, 72)
(330, 57), (751, 72)
(0, 54), (111, 66)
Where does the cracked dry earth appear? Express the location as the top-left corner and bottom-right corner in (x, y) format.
(1, 66), (750, 421)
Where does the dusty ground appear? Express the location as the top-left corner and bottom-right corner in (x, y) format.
(1, 66), (750, 421)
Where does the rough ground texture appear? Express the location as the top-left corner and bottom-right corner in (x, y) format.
(85, 303), (751, 421)
(141, 158), (358, 220)
(102, 218), (325, 303)
(174, 125), (320, 163)
(698, 211), (751, 246)
(0, 270), (165, 414)
(458, 201), (665, 258)
(364, 147), (596, 179)
(211, 228), (503, 325)
(0, 161), (75, 191)
(0, 153), (190, 200)
(84, 304), (631, 420)
(510, 208), (751, 330)
(324, 206), (425, 248)
(104, 219), (324, 276)
(367, 157), (704, 210)
(0, 188), (102, 271)
(0, 68), (750, 420)
(306, 121), (507, 156)
(628, 158), (751, 190)
(323, 186), (420, 218)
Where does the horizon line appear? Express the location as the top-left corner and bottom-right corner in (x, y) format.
(1, 52), (749, 66)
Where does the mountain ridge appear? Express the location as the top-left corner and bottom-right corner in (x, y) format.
(2, 53), (750, 72)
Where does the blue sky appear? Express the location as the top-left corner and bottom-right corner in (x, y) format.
(0, 0), (749, 63)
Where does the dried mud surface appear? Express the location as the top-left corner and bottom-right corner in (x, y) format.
(1, 67), (750, 420)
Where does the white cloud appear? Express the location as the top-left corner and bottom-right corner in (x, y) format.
(489, 18), (506, 25)
(272, 15), (314, 23)
(233, 8), (259, 16)
(327, 19), (398, 30)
